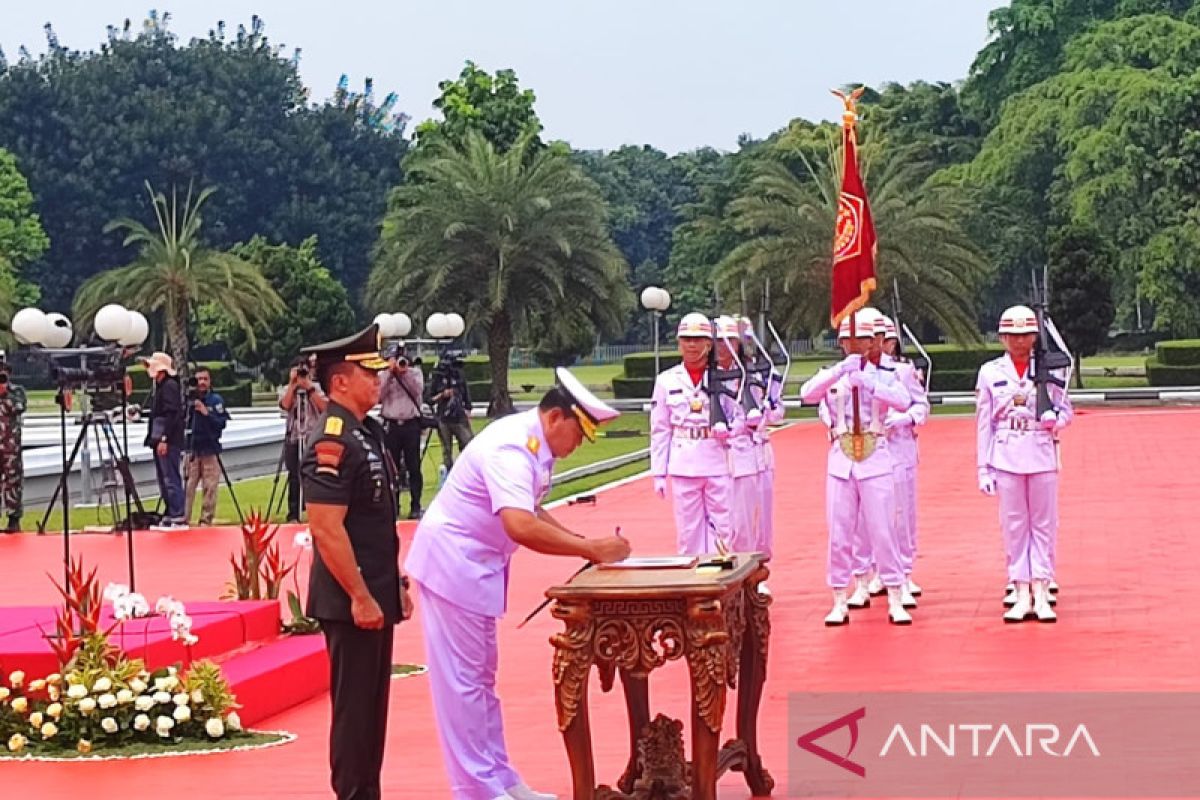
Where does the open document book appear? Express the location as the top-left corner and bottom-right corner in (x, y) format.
(596, 556), (700, 570)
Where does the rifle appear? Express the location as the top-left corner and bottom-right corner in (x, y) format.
(891, 279), (933, 393)
(706, 330), (742, 431)
(740, 320), (792, 413)
(1030, 267), (1072, 418)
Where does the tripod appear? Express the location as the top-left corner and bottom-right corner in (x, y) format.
(38, 386), (144, 590)
(183, 397), (245, 526)
(266, 388), (311, 523)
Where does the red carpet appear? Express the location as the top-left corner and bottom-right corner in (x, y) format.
(1, 407), (1198, 799)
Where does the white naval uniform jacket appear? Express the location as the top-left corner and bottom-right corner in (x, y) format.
(975, 355), (1073, 476)
(802, 357), (912, 481)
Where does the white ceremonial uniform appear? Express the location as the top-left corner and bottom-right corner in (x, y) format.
(405, 409), (555, 800)
(650, 364), (734, 555)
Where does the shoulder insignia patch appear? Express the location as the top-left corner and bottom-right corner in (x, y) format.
(314, 440), (346, 476)
(993, 380), (1008, 387)
(526, 435), (540, 455)
(324, 416), (344, 437)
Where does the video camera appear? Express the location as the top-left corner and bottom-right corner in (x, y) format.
(48, 348), (127, 390)
(186, 375), (202, 402)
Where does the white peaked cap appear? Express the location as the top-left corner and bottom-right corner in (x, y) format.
(555, 367), (619, 442)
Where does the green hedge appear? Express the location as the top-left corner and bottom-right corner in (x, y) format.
(923, 344), (1003, 372)
(128, 361), (237, 391)
(461, 355), (491, 383)
(929, 370), (982, 392)
(215, 380), (253, 408)
(1145, 358), (1200, 386)
(620, 352), (683, 380)
(467, 381), (493, 403)
(1155, 340), (1200, 366)
(612, 377), (655, 399)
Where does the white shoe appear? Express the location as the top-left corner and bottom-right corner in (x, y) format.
(1032, 580), (1057, 623)
(887, 587), (912, 625)
(867, 574), (885, 596)
(906, 577), (922, 597)
(757, 581), (772, 597)
(900, 585), (917, 609)
(506, 783), (558, 800)
(824, 589), (850, 626)
(1003, 582), (1032, 623)
(847, 576), (871, 609)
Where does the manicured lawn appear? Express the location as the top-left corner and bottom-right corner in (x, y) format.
(31, 414), (651, 531)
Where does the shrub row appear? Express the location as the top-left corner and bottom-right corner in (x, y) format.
(1154, 339), (1200, 367)
(1145, 359), (1200, 386)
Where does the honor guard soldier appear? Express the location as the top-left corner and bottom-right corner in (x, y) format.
(300, 324), (408, 800)
(713, 315), (760, 553)
(976, 306), (1073, 623)
(650, 312), (735, 555)
(405, 368), (630, 800)
(741, 318), (786, 561)
(880, 314), (929, 598)
(801, 309), (913, 626)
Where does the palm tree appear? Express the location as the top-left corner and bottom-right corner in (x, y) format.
(715, 130), (988, 342)
(369, 132), (633, 415)
(74, 183), (283, 371)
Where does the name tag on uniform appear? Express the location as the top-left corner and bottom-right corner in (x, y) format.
(993, 380), (1008, 387)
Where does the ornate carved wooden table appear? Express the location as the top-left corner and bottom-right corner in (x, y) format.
(547, 553), (773, 800)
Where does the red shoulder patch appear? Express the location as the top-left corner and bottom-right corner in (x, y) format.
(314, 440), (346, 475)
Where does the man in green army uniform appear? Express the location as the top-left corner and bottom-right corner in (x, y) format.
(0, 353), (28, 533)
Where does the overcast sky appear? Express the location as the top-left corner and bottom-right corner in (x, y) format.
(1, 1), (1006, 154)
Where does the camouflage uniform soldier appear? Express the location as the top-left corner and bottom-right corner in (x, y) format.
(0, 356), (28, 533)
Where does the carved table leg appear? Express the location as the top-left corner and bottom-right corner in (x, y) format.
(563, 679), (596, 800)
(553, 601), (597, 800)
(686, 598), (730, 800)
(618, 668), (651, 794)
(738, 577), (775, 796)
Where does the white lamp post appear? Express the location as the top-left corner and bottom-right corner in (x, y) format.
(640, 286), (671, 376)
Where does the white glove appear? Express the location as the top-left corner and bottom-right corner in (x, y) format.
(846, 368), (868, 390)
(885, 413), (913, 432)
(745, 409), (763, 429)
(978, 468), (996, 496)
(837, 354), (862, 376)
(653, 477), (667, 499)
(1040, 409), (1058, 431)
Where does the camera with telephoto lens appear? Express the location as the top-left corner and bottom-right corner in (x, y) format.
(297, 366), (309, 379)
(49, 351), (125, 389)
(186, 376), (202, 402)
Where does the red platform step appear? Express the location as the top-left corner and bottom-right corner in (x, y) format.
(0, 600), (330, 725)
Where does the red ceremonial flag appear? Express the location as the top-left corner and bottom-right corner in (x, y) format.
(830, 88), (877, 329)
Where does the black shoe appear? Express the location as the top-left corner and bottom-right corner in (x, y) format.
(285, 517), (301, 524)
(4, 515), (20, 533)
(407, 506), (423, 520)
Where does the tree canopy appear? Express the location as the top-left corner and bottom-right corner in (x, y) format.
(0, 15), (406, 308)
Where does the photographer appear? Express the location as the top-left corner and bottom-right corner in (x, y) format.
(379, 351), (426, 519)
(279, 354), (328, 522)
(0, 353), (27, 533)
(141, 352), (187, 531)
(426, 354), (474, 471)
(183, 367), (230, 527)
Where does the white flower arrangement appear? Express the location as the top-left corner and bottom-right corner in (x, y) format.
(104, 584), (151, 622)
(1, 656), (248, 757)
